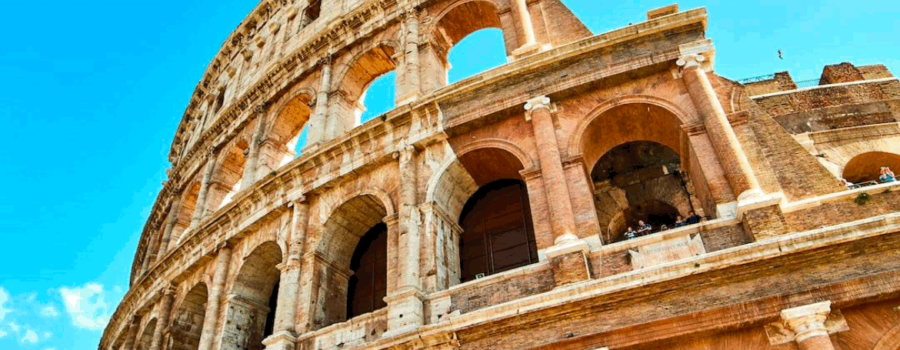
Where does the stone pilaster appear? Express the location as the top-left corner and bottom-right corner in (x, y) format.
(156, 196), (181, 259)
(197, 243), (232, 350)
(190, 150), (218, 230)
(306, 56), (331, 148)
(264, 198), (309, 350)
(780, 301), (837, 350)
(385, 145), (425, 335)
(148, 285), (176, 350)
(242, 105), (268, 189)
(511, 0), (538, 56)
(525, 96), (591, 286)
(677, 53), (762, 202)
(121, 317), (140, 350)
(397, 9), (421, 105)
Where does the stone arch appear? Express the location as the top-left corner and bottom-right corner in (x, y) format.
(169, 282), (208, 350)
(172, 181), (202, 246)
(222, 241), (283, 350)
(873, 322), (900, 350)
(427, 0), (515, 80)
(260, 88), (315, 172)
(207, 138), (251, 212)
(574, 100), (717, 235)
(425, 153), (479, 220)
(329, 41), (401, 133)
(135, 318), (157, 350)
(312, 193), (391, 328)
(841, 151), (900, 183)
(456, 138), (535, 170)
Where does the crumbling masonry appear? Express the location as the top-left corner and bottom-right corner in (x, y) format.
(101, 1), (900, 349)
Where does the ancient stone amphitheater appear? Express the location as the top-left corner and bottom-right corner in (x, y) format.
(101, 1), (900, 349)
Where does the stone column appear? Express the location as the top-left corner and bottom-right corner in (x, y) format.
(525, 96), (591, 286)
(512, 0), (538, 55)
(264, 198), (309, 350)
(306, 57), (332, 148)
(139, 229), (161, 277)
(242, 106), (268, 189)
(121, 317), (140, 350)
(190, 151), (218, 230)
(197, 243), (232, 350)
(156, 197), (182, 259)
(781, 301), (836, 350)
(385, 144), (425, 335)
(398, 9), (421, 105)
(524, 96), (577, 245)
(148, 285), (176, 350)
(677, 53), (762, 201)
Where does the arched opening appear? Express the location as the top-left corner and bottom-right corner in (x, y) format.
(428, 1), (512, 87)
(347, 223), (388, 319)
(135, 319), (156, 350)
(170, 283), (208, 350)
(208, 139), (250, 211)
(842, 151), (900, 184)
(458, 179), (537, 282)
(222, 242), (282, 350)
(592, 141), (697, 242)
(359, 71), (396, 124)
(578, 104), (712, 243)
(171, 182), (202, 245)
(333, 45), (397, 136)
(266, 92), (313, 168)
(314, 195), (389, 329)
(446, 28), (507, 84)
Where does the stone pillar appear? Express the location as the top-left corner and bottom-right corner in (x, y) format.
(263, 198), (309, 350)
(190, 151), (218, 230)
(148, 285), (176, 350)
(197, 243), (232, 350)
(524, 96), (577, 245)
(139, 229), (161, 277)
(398, 9), (421, 105)
(512, 0), (538, 55)
(157, 197), (182, 259)
(242, 106), (268, 189)
(677, 53), (762, 201)
(385, 144), (425, 335)
(121, 317), (140, 350)
(525, 96), (591, 286)
(306, 57), (331, 148)
(781, 301), (836, 350)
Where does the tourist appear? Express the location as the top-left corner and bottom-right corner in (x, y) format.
(675, 215), (686, 228)
(685, 211), (701, 225)
(880, 166), (896, 183)
(637, 220), (652, 235)
(624, 227), (637, 240)
(840, 178), (855, 189)
(660, 224), (669, 231)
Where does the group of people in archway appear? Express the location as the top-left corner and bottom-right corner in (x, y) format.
(841, 166), (896, 190)
(623, 211), (702, 240)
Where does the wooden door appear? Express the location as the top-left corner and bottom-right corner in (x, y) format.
(347, 223), (388, 318)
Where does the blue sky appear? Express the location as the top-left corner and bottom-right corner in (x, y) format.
(0, 1), (896, 349)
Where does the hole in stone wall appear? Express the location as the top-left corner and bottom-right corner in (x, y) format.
(359, 71), (396, 125)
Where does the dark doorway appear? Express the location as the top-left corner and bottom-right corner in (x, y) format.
(458, 179), (538, 283)
(347, 223), (388, 318)
(263, 281), (279, 339)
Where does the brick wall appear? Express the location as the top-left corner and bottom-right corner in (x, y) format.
(786, 187), (900, 232)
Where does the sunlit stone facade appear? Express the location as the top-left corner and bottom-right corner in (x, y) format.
(101, 1), (900, 349)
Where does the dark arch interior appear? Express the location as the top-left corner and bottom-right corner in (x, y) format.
(170, 284), (208, 350)
(347, 222), (388, 319)
(842, 151), (900, 183)
(458, 179), (538, 283)
(591, 141), (681, 184)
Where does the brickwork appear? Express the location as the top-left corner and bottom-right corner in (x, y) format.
(103, 2), (900, 350)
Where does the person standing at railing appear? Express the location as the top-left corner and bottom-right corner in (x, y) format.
(880, 166), (896, 183)
(840, 178), (855, 190)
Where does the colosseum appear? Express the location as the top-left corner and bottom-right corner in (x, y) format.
(100, 1), (900, 349)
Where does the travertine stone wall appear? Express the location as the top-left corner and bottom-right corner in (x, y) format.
(104, 2), (900, 350)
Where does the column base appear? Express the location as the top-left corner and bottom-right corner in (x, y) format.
(511, 42), (541, 59)
(262, 331), (297, 350)
(383, 287), (425, 337)
(736, 192), (791, 241)
(545, 239), (591, 287)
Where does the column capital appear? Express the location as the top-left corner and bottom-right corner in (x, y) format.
(524, 95), (552, 121)
(394, 143), (417, 163)
(781, 301), (831, 343)
(318, 54), (332, 67)
(676, 53), (706, 69)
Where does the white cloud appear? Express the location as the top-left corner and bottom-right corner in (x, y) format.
(42, 331), (52, 339)
(44, 348), (56, 350)
(59, 283), (113, 331)
(22, 329), (38, 344)
(0, 287), (10, 322)
(40, 306), (59, 317)
(8, 321), (20, 332)
(0, 330), (7, 338)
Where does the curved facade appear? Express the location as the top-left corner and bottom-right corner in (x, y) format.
(102, 1), (900, 350)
